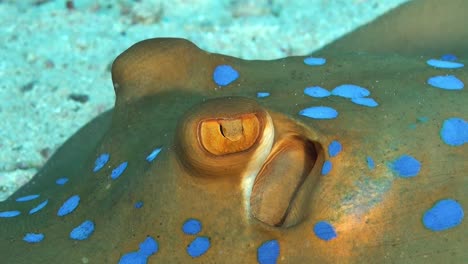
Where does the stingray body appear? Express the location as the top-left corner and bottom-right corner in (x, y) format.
(0, 1), (467, 263)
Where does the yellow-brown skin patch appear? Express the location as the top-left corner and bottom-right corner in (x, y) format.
(0, 0), (467, 262)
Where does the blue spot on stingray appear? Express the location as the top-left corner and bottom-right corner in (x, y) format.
(146, 147), (162, 163)
(57, 195), (80, 216)
(351, 97), (379, 107)
(328, 140), (342, 157)
(119, 236), (159, 264)
(119, 252), (146, 264)
(55, 177), (68, 185)
(0, 210), (21, 218)
(423, 199), (464, 231)
(182, 218), (202, 235)
(29, 199), (48, 215)
(213, 65), (239, 86)
(321, 160), (332, 175)
(23, 233), (44, 243)
(304, 86), (331, 98)
(366, 156), (375, 170)
(389, 155), (421, 178)
(313, 221), (337, 241)
(304, 56), (326, 66)
(111, 161), (128, 180)
(70, 220), (95, 240)
(299, 106), (338, 120)
(257, 239), (280, 264)
(427, 75), (464, 90)
(93, 153), (109, 172)
(187, 236), (211, 258)
(417, 116), (429, 123)
(331, 84), (370, 98)
(139, 236), (159, 256)
(257, 92), (270, 98)
(426, 59), (464, 69)
(440, 117), (468, 146)
(441, 54), (457, 61)
(134, 201), (144, 209)
(16, 194), (40, 202)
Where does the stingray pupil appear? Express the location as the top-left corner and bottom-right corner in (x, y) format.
(218, 119), (245, 142)
(219, 124), (226, 137)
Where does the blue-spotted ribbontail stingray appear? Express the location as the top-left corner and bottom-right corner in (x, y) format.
(0, 0), (467, 263)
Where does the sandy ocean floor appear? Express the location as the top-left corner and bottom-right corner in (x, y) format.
(0, 0), (408, 200)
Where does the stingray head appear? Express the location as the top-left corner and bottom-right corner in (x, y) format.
(175, 96), (325, 228)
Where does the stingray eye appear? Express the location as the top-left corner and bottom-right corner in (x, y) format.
(199, 114), (260, 155)
(176, 97), (274, 179)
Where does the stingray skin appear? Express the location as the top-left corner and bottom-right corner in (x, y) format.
(0, 0), (466, 263)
